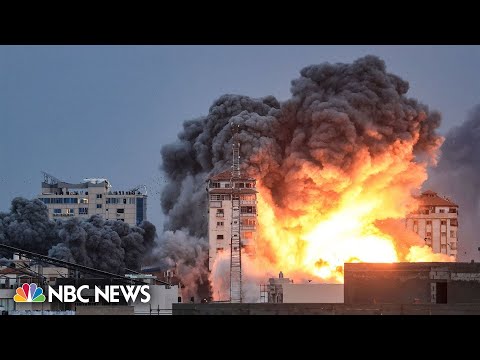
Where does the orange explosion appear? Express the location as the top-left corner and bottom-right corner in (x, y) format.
(251, 136), (452, 284)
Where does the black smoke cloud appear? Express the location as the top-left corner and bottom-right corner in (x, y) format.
(427, 105), (480, 261)
(0, 197), (156, 274)
(159, 55), (442, 293)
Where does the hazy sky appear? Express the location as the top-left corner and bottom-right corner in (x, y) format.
(1, 45), (480, 231)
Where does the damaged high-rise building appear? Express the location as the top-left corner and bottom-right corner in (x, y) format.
(206, 171), (258, 272)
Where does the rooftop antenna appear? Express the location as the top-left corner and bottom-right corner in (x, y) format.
(129, 184), (148, 195)
(41, 171), (61, 185)
(230, 122), (242, 303)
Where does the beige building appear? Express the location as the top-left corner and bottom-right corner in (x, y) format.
(37, 173), (147, 226)
(406, 190), (458, 259)
(207, 170), (257, 271)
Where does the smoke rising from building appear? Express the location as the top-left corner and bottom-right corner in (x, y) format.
(159, 55), (445, 295)
(0, 197), (156, 273)
(427, 105), (480, 261)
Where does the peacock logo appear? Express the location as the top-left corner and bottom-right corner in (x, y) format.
(13, 283), (46, 303)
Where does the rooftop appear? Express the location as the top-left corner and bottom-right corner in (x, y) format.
(415, 190), (458, 207)
(209, 170), (256, 181)
(209, 188), (257, 194)
(0, 267), (28, 275)
(40, 173), (146, 195)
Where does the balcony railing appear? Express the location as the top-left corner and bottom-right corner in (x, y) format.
(240, 225), (256, 230)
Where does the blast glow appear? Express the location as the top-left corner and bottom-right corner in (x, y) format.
(249, 138), (453, 285)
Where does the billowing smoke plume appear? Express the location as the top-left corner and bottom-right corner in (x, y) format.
(427, 105), (480, 261)
(153, 229), (209, 299)
(159, 55), (443, 294)
(0, 197), (156, 273)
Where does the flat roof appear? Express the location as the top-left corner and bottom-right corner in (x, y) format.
(209, 170), (256, 181)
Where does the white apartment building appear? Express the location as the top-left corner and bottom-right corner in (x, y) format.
(37, 173), (147, 226)
(207, 170), (257, 271)
(406, 190), (458, 259)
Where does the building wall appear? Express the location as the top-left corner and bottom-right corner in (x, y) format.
(134, 285), (180, 315)
(406, 205), (458, 259)
(207, 178), (257, 271)
(173, 302), (480, 315)
(282, 284), (344, 303)
(208, 183), (233, 271)
(38, 181), (147, 226)
(344, 262), (480, 305)
(75, 306), (135, 315)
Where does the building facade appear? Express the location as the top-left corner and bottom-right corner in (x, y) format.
(37, 174), (147, 226)
(207, 170), (257, 271)
(344, 262), (480, 305)
(406, 190), (458, 259)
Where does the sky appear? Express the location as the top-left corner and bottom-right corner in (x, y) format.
(1, 45), (480, 231)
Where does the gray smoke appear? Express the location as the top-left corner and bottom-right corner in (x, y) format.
(427, 105), (480, 261)
(153, 229), (209, 299)
(159, 55), (442, 294)
(0, 197), (156, 274)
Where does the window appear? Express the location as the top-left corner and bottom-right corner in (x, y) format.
(246, 182), (253, 188)
(240, 194), (255, 201)
(117, 209), (124, 214)
(136, 197), (144, 225)
(241, 219), (256, 226)
(80, 198), (88, 204)
(413, 220), (418, 226)
(210, 194), (231, 201)
(217, 221), (224, 227)
(426, 232), (432, 237)
(216, 209), (224, 217)
(217, 235), (224, 240)
(440, 220), (447, 226)
(450, 242), (457, 250)
(235, 182), (245, 188)
(441, 244), (447, 251)
(210, 201), (222, 208)
(450, 219), (458, 226)
(96, 204), (102, 209)
(426, 220), (432, 225)
(216, 247), (224, 252)
(96, 194), (102, 199)
(441, 232), (447, 237)
(123, 198), (127, 204)
(79, 208), (88, 215)
(425, 238), (432, 246)
(224, 183), (230, 188)
(129, 198), (135, 204)
(67, 209), (74, 215)
(242, 232), (253, 239)
(439, 209), (445, 213)
(241, 206), (256, 214)
(53, 209), (61, 214)
(210, 182), (220, 188)
(450, 230), (455, 238)
(449, 208), (457, 213)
